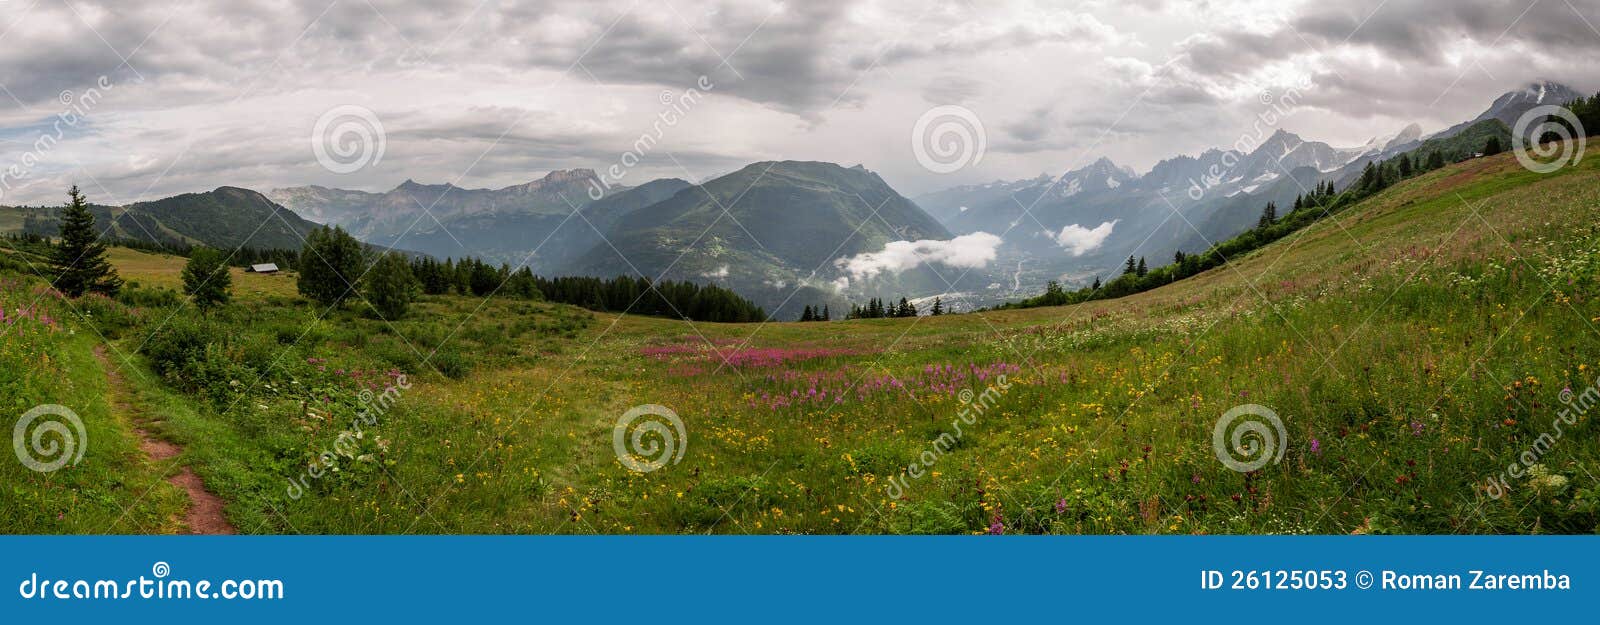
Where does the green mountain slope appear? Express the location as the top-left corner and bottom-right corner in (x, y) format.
(3, 186), (320, 251)
(561, 161), (951, 315)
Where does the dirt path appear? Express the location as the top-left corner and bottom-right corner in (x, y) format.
(95, 345), (237, 535)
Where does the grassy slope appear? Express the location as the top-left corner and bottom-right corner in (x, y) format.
(109, 247), (300, 300)
(8, 148), (1598, 535)
(0, 293), (184, 533)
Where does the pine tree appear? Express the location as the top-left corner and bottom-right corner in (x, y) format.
(1358, 161), (1378, 192)
(1258, 201), (1277, 229)
(181, 247), (231, 310)
(364, 252), (419, 319)
(1484, 136), (1503, 156)
(49, 186), (122, 297)
(1123, 255), (1137, 275)
(821, 305), (830, 321)
(1091, 276), (1101, 290)
(898, 297), (915, 317)
(930, 297), (944, 316)
(800, 305), (814, 322)
(1136, 257), (1148, 277)
(1398, 154), (1413, 178)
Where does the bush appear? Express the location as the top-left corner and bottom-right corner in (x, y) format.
(143, 317), (227, 383)
(430, 349), (470, 380)
(117, 285), (183, 309)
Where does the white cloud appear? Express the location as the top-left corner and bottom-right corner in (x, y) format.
(835, 232), (1003, 280)
(701, 265), (730, 279)
(1053, 220), (1117, 256)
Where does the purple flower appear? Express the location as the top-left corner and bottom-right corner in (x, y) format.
(1191, 474), (1202, 484)
(1410, 421), (1424, 437)
(1055, 498), (1067, 514)
(1310, 438), (1321, 455)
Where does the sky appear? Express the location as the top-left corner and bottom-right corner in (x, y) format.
(1, 0), (1598, 206)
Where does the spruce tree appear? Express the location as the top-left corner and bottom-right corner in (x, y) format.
(49, 186), (122, 297)
(1123, 255), (1137, 275)
(821, 305), (830, 321)
(930, 297), (944, 316)
(181, 247), (231, 310)
(364, 252), (419, 319)
(800, 305), (814, 322)
(1136, 257), (1148, 277)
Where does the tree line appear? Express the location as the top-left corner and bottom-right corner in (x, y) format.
(842, 296), (944, 319)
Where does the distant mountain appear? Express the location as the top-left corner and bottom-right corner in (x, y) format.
(267, 169), (626, 260)
(3, 186), (320, 251)
(561, 161), (953, 316)
(912, 173), (1051, 224)
(932, 157), (1138, 238)
(908, 128), (1376, 305)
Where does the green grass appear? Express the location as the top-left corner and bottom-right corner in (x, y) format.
(5, 148), (1600, 534)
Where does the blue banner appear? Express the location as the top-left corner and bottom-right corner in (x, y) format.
(2, 536), (1592, 621)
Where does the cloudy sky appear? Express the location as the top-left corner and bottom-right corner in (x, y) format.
(1, 0), (1597, 206)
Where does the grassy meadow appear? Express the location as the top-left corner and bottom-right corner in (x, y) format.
(4, 148), (1600, 534)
